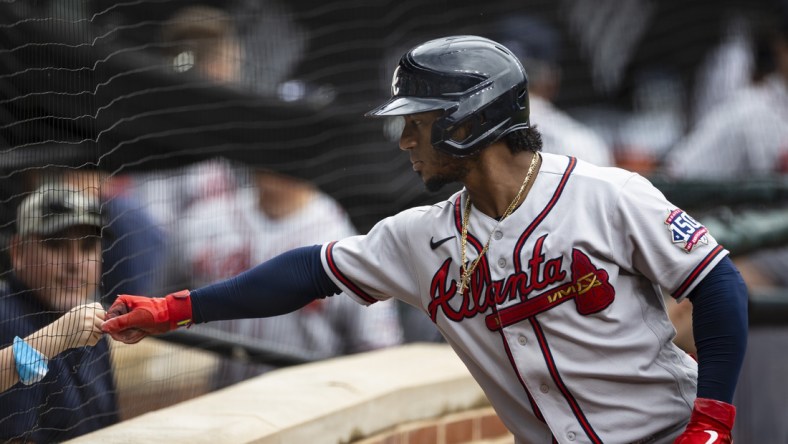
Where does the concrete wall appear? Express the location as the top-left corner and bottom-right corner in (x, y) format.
(67, 343), (514, 444)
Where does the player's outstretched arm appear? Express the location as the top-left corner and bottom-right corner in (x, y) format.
(1, 302), (105, 391)
(674, 256), (747, 444)
(102, 245), (341, 344)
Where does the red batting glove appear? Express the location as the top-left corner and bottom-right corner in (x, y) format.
(101, 290), (193, 344)
(674, 398), (735, 443)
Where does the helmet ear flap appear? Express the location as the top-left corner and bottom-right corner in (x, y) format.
(447, 116), (481, 145)
(432, 112), (484, 154)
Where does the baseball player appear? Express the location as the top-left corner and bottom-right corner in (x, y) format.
(174, 168), (403, 385)
(102, 36), (748, 443)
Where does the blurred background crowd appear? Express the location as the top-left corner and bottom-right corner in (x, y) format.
(1, 0), (788, 442)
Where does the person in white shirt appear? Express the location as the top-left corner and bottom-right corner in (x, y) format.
(663, 74), (788, 178)
(663, 18), (788, 179)
(489, 14), (615, 167)
(175, 167), (403, 385)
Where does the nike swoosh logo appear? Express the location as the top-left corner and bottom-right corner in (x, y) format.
(703, 430), (719, 444)
(430, 235), (455, 250)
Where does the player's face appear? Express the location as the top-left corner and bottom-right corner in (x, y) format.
(399, 111), (471, 192)
(12, 226), (102, 312)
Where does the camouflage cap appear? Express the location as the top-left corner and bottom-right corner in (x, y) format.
(16, 184), (103, 237)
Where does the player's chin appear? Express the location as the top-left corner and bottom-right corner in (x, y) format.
(424, 176), (447, 192)
(424, 172), (462, 192)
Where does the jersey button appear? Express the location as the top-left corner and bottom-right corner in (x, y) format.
(540, 384), (549, 393)
(497, 258), (506, 268)
(493, 230), (503, 240)
(567, 431), (576, 441)
(517, 335), (527, 345)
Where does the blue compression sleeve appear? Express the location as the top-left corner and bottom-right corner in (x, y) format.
(687, 255), (748, 403)
(189, 245), (341, 324)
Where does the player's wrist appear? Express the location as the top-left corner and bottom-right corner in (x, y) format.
(690, 398), (735, 430)
(164, 290), (193, 329)
(675, 398), (735, 443)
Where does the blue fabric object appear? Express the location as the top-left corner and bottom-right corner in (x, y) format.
(191, 245), (340, 323)
(102, 194), (166, 302)
(12, 336), (48, 385)
(0, 277), (118, 442)
(688, 256), (749, 403)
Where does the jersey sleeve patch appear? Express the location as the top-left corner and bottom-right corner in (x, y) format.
(665, 208), (708, 253)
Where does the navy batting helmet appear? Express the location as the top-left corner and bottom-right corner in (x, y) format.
(366, 35), (530, 156)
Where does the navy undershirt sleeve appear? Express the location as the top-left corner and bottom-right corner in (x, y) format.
(188, 245), (341, 324)
(687, 255), (748, 403)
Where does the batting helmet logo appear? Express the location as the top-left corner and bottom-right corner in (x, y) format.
(391, 66), (401, 95)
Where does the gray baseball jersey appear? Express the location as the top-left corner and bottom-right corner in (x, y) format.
(321, 153), (728, 443)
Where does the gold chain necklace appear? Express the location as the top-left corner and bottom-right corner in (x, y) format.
(457, 152), (540, 295)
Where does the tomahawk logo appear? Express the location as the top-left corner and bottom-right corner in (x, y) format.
(486, 248), (615, 330)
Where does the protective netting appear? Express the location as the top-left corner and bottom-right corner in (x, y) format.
(1, 0), (787, 441)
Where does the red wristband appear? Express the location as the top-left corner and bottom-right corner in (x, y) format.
(165, 290), (193, 329)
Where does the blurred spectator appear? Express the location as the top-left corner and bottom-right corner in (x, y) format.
(488, 14), (615, 167)
(690, 15), (755, 127)
(132, 4), (297, 234)
(17, 167), (167, 303)
(662, 17), (788, 180)
(159, 4), (243, 87)
(59, 169), (167, 303)
(176, 168), (403, 386)
(158, 2), (322, 103)
(0, 184), (118, 441)
(660, 14), (788, 443)
(159, 5), (402, 385)
(131, 5), (250, 240)
(616, 68), (687, 173)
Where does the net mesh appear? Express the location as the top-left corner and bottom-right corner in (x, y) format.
(0, 0), (786, 440)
